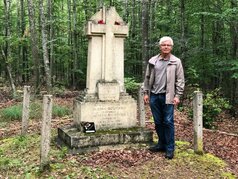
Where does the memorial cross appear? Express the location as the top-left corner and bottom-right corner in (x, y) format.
(86, 7), (128, 90)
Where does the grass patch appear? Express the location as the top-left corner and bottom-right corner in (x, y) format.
(52, 105), (71, 118)
(0, 105), (22, 121)
(80, 166), (116, 179)
(0, 102), (71, 122)
(0, 134), (40, 176)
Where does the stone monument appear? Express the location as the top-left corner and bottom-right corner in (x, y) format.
(74, 6), (136, 130)
(58, 7), (153, 153)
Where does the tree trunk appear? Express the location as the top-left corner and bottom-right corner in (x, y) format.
(180, 0), (187, 66)
(72, 0), (78, 89)
(27, 0), (40, 93)
(1, 50), (16, 97)
(83, 0), (89, 20)
(48, 0), (54, 86)
(3, 0), (16, 96)
(20, 0), (29, 83)
(200, 0), (206, 89)
(230, 0), (238, 105)
(149, 0), (156, 57)
(142, 0), (149, 79)
(67, 0), (72, 87)
(39, 0), (52, 93)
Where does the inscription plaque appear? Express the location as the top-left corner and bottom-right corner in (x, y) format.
(74, 94), (137, 130)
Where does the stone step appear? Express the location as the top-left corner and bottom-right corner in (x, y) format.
(58, 126), (153, 154)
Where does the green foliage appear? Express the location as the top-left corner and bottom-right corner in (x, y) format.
(124, 77), (141, 99)
(203, 88), (231, 129)
(52, 105), (71, 118)
(0, 135), (39, 172)
(81, 166), (116, 179)
(52, 85), (66, 96)
(186, 67), (200, 86)
(0, 102), (71, 121)
(0, 157), (22, 170)
(12, 135), (29, 150)
(29, 102), (42, 119)
(0, 105), (22, 121)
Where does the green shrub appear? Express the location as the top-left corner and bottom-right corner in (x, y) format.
(203, 88), (231, 129)
(52, 105), (71, 118)
(0, 105), (22, 121)
(52, 85), (66, 96)
(29, 102), (42, 119)
(124, 77), (141, 99)
(0, 102), (71, 122)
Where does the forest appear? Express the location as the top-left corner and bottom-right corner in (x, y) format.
(0, 0), (238, 177)
(0, 0), (237, 105)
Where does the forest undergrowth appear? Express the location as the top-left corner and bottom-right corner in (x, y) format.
(0, 91), (237, 178)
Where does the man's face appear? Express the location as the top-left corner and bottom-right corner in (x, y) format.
(159, 40), (173, 55)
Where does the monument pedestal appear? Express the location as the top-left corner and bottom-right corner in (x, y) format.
(57, 91), (153, 153)
(73, 92), (137, 130)
(58, 126), (153, 154)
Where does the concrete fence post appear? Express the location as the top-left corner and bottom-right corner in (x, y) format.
(40, 95), (53, 169)
(21, 86), (30, 135)
(193, 91), (203, 154)
(138, 84), (145, 127)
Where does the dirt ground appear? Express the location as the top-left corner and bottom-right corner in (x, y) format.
(0, 93), (237, 177)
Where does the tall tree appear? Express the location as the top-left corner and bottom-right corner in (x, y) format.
(2, 0), (16, 96)
(142, 0), (149, 78)
(27, 0), (40, 93)
(72, 0), (78, 89)
(230, 0), (238, 104)
(39, 0), (52, 92)
(180, 0), (187, 66)
(20, 0), (29, 83)
(47, 0), (54, 85)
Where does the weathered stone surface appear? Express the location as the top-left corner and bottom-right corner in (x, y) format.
(97, 82), (120, 101)
(73, 93), (137, 130)
(85, 7), (128, 94)
(58, 126), (153, 153)
(40, 95), (53, 166)
(193, 91), (203, 154)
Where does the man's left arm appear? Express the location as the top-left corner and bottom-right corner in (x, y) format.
(174, 60), (185, 105)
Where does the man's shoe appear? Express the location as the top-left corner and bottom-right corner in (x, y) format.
(165, 151), (174, 159)
(148, 145), (166, 153)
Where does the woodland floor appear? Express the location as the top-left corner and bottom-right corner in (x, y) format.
(0, 91), (237, 178)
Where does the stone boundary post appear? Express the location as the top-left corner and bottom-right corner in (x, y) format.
(21, 86), (30, 135)
(40, 95), (53, 168)
(138, 84), (145, 127)
(193, 91), (203, 154)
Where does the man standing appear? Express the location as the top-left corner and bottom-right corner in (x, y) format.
(143, 36), (185, 159)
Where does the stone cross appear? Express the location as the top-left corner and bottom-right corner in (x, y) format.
(85, 7), (128, 96)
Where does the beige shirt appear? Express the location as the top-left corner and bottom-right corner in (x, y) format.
(144, 54), (185, 104)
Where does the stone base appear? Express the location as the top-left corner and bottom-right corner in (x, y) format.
(57, 125), (153, 154)
(73, 92), (137, 130)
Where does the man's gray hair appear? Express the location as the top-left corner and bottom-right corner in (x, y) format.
(159, 36), (174, 46)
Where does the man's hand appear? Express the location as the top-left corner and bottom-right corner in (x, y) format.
(173, 97), (180, 105)
(144, 94), (150, 104)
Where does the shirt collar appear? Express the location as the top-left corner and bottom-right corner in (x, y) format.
(159, 54), (170, 61)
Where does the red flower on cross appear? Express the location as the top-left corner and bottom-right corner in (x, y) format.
(98, 20), (105, 24)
